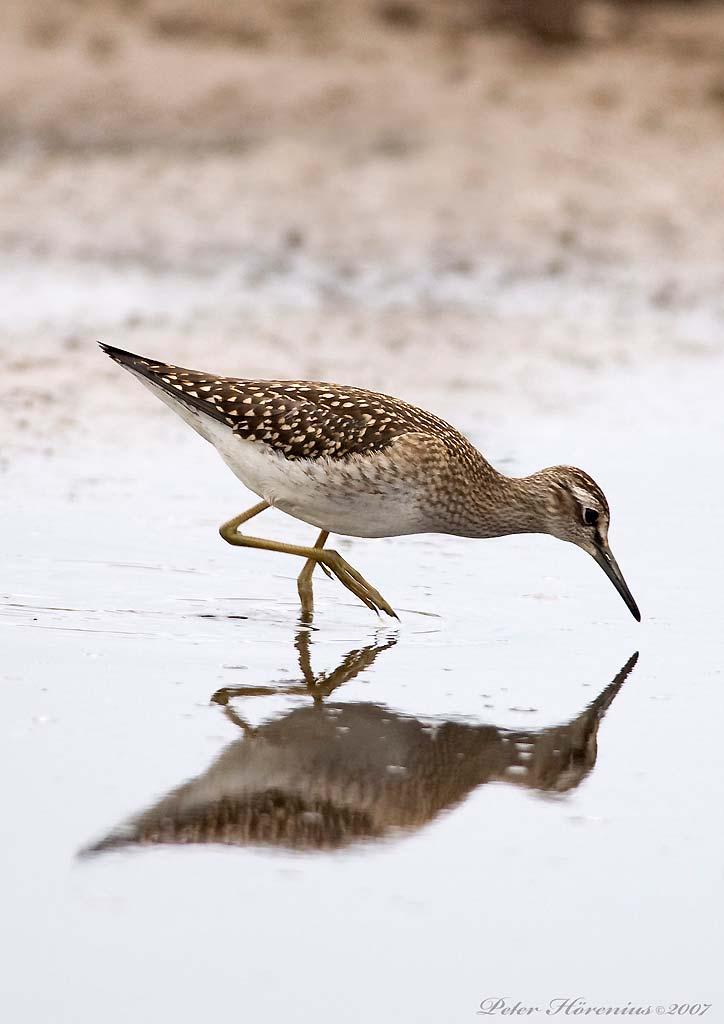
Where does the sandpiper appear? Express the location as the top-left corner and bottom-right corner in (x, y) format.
(100, 344), (640, 622)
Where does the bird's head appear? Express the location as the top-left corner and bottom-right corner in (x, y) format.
(531, 465), (640, 621)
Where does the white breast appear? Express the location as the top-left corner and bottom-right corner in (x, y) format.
(203, 417), (428, 538)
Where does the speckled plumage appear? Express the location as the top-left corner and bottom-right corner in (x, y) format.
(99, 342), (501, 538)
(101, 343), (453, 460)
(100, 343), (640, 621)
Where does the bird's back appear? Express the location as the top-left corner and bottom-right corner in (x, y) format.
(100, 343), (455, 461)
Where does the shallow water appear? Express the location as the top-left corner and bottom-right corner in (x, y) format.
(3, 356), (723, 1021)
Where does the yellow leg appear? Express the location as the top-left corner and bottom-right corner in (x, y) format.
(218, 503), (398, 618)
(297, 529), (329, 622)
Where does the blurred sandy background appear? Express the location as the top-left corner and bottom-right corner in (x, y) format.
(1, 0), (723, 455)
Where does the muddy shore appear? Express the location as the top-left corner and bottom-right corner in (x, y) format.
(2, 2), (724, 453)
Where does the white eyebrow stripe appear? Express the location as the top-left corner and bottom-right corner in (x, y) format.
(570, 483), (601, 508)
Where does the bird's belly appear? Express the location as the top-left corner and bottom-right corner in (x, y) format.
(289, 488), (423, 539)
(206, 425), (428, 538)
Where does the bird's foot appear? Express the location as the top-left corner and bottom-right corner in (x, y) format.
(321, 550), (398, 619)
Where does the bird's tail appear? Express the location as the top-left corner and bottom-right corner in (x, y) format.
(98, 342), (234, 437)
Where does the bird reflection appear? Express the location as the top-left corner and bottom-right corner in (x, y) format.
(82, 637), (638, 856)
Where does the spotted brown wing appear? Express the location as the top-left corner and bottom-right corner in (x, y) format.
(100, 344), (446, 461)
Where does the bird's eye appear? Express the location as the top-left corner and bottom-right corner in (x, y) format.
(583, 507), (599, 526)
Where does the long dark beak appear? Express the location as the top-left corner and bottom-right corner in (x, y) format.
(592, 543), (641, 621)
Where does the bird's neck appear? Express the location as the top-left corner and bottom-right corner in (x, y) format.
(464, 465), (549, 539)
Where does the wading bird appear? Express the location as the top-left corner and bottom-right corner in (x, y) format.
(100, 344), (640, 623)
